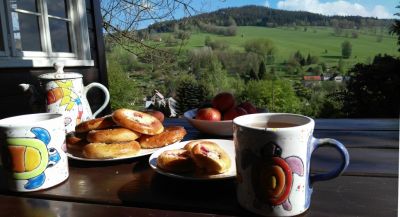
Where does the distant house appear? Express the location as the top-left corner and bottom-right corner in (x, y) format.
(303, 76), (322, 81)
(302, 75), (322, 87)
(334, 76), (343, 82)
(0, 0), (109, 118)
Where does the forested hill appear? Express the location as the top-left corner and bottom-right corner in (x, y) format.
(148, 5), (393, 32)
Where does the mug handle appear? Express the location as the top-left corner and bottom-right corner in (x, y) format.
(310, 138), (350, 184)
(84, 82), (110, 118)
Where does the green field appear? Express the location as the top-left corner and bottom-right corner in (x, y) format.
(164, 26), (398, 67)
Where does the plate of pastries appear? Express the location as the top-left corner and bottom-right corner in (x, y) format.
(149, 139), (236, 180)
(66, 108), (187, 161)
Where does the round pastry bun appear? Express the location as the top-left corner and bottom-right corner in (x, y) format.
(157, 149), (195, 173)
(189, 140), (231, 174)
(75, 115), (115, 133)
(183, 140), (200, 152)
(82, 140), (141, 159)
(139, 126), (186, 149)
(87, 128), (141, 143)
(66, 132), (88, 151)
(112, 109), (164, 135)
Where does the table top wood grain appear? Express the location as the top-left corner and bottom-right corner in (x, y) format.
(0, 118), (398, 217)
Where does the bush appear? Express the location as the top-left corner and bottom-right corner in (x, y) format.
(244, 38), (276, 58)
(240, 79), (301, 113)
(206, 39), (229, 50)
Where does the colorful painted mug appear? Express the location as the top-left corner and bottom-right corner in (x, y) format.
(0, 113), (69, 192)
(233, 113), (349, 216)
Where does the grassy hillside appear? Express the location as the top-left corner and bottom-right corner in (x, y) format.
(165, 26), (397, 67)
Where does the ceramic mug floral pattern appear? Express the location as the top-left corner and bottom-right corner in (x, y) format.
(0, 113), (69, 192)
(233, 113), (350, 216)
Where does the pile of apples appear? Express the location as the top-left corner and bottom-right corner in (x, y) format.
(195, 92), (257, 121)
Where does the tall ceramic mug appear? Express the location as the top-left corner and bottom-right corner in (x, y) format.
(233, 113), (349, 216)
(0, 113), (69, 192)
(39, 64), (110, 133)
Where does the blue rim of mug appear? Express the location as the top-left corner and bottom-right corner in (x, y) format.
(233, 113), (314, 131)
(0, 113), (63, 127)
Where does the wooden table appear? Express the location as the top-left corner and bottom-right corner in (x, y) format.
(0, 118), (398, 217)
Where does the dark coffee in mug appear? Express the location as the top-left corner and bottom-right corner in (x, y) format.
(250, 121), (298, 128)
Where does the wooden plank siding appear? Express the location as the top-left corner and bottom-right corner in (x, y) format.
(0, 0), (110, 119)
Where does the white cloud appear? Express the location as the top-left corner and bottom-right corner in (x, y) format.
(264, 0), (270, 8)
(276, 0), (394, 18)
(371, 5), (392, 19)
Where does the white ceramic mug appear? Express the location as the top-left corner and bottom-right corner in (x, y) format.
(233, 113), (349, 216)
(0, 113), (69, 192)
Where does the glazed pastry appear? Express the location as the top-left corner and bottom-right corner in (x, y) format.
(189, 140), (231, 174)
(183, 140), (200, 152)
(75, 115), (115, 133)
(138, 126), (186, 149)
(87, 128), (141, 143)
(157, 149), (195, 173)
(82, 140), (141, 159)
(66, 132), (88, 151)
(112, 109), (164, 135)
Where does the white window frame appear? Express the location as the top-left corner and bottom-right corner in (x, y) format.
(0, 0), (93, 67)
(0, 1), (8, 57)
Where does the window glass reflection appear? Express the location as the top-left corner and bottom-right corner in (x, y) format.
(12, 0), (38, 12)
(49, 18), (71, 53)
(12, 12), (42, 51)
(47, 0), (67, 18)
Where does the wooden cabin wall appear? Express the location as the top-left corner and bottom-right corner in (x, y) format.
(0, 0), (110, 119)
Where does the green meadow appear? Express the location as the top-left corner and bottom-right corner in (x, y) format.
(165, 26), (398, 67)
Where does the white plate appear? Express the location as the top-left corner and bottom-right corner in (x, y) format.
(149, 139), (236, 180)
(67, 147), (164, 162)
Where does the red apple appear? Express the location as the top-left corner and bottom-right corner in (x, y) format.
(212, 92), (236, 112)
(195, 108), (221, 121)
(223, 106), (247, 120)
(238, 101), (257, 114)
(144, 110), (165, 122)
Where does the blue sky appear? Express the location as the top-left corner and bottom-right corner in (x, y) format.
(191, 0), (397, 19)
(138, 0), (397, 28)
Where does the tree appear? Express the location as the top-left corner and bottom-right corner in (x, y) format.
(204, 36), (211, 46)
(344, 54), (400, 117)
(241, 79), (301, 113)
(389, 3), (400, 51)
(338, 58), (345, 74)
(107, 53), (142, 110)
(244, 38), (276, 63)
(341, 40), (352, 59)
(101, 0), (197, 57)
(258, 61), (266, 79)
(293, 51), (306, 66)
(248, 68), (259, 80)
(175, 75), (208, 114)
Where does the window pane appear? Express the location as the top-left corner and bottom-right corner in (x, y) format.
(0, 17), (4, 51)
(49, 18), (71, 53)
(47, 0), (67, 18)
(12, 0), (38, 12)
(12, 12), (42, 51)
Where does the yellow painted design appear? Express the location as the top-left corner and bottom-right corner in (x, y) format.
(25, 147), (41, 171)
(271, 176), (277, 189)
(55, 80), (73, 88)
(6, 138), (49, 180)
(55, 81), (76, 111)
